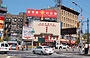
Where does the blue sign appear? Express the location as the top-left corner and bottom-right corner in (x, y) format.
(0, 33), (2, 36)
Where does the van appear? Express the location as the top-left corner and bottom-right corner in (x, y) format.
(0, 41), (9, 53)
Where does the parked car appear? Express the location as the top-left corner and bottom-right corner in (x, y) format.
(56, 43), (68, 49)
(0, 41), (9, 53)
(32, 46), (54, 55)
(61, 44), (69, 49)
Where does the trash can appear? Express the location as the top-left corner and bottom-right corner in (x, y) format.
(84, 48), (88, 54)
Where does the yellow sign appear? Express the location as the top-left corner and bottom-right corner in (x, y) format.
(40, 10), (45, 20)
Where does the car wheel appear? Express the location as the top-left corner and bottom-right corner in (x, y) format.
(33, 50), (35, 54)
(49, 53), (52, 55)
(41, 51), (44, 55)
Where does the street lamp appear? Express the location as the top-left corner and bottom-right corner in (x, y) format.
(31, 28), (35, 50)
(72, 1), (83, 54)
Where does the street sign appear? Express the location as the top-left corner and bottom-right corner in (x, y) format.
(31, 28), (35, 33)
(0, 33), (2, 36)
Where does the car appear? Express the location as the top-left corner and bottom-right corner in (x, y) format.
(61, 44), (68, 49)
(0, 41), (9, 53)
(32, 46), (54, 55)
(56, 44), (68, 49)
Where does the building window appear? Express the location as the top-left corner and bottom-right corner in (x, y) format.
(18, 18), (20, 22)
(12, 18), (17, 22)
(14, 18), (17, 22)
(12, 24), (17, 28)
(18, 24), (22, 28)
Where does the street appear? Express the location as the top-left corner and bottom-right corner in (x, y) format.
(0, 48), (90, 58)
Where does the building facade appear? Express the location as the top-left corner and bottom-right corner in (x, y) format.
(4, 5), (79, 46)
(0, 0), (7, 41)
(46, 5), (79, 45)
(4, 12), (26, 41)
(47, 5), (79, 29)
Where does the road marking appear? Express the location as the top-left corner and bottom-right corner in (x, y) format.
(6, 56), (12, 58)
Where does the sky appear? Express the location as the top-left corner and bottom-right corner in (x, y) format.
(3, 0), (90, 33)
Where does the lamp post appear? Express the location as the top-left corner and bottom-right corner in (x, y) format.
(72, 1), (83, 54)
(31, 28), (35, 50)
(87, 18), (89, 50)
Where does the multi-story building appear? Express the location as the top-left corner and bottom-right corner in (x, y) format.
(0, 0), (7, 41)
(4, 12), (26, 41)
(46, 5), (79, 45)
(47, 5), (79, 29)
(4, 5), (79, 46)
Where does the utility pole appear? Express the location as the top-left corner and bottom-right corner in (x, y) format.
(87, 18), (89, 50)
(72, 1), (83, 54)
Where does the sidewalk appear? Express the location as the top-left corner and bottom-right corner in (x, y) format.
(55, 48), (90, 56)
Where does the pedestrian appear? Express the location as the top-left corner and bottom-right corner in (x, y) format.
(22, 45), (24, 51)
(26, 45), (28, 50)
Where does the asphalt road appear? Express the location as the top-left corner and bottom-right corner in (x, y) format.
(0, 48), (90, 58)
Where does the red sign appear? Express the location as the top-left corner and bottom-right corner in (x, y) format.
(26, 9), (57, 18)
(0, 16), (4, 20)
(0, 16), (4, 24)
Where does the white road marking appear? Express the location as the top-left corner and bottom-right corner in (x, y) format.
(6, 56), (12, 58)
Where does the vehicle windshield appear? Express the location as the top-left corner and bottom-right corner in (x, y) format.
(44, 46), (51, 48)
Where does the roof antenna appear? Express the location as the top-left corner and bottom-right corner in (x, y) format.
(55, 0), (62, 7)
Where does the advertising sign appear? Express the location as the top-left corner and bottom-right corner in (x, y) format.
(0, 16), (4, 29)
(22, 26), (33, 39)
(26, 9), (57, 18)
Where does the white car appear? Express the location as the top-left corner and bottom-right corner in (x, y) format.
(32, 46), (54, 55)
(62, 44), (68, 49)
(0, 41), (9, 53)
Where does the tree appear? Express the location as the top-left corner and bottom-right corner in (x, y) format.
(82, 33), (90, 44)
(3, 34), (10, 41)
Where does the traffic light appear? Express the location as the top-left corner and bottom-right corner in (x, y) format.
(77, 22), (80, 28)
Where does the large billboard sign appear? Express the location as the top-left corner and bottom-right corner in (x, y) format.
(26, 9), (57, 18)
(22, 26), (33, 39)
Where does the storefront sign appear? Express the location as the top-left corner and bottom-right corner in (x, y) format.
(38, 22), (56, 27)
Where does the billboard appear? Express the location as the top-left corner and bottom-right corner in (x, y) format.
(22, 26), (33, 39)
(0, 16), (4, 29)
(26, 9), (57, 18)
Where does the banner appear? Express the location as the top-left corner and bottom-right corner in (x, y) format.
(26, 9), (57, 18)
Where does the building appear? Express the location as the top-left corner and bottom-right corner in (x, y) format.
(4, 5), (79, 46)
(0, 0), (7, 41)
(4, 12), (26, 41)
(22, 9), (60, 46)
(46, 5), (79, 45)
(24, 5), (80, 46)
(46, 5), (79, 29)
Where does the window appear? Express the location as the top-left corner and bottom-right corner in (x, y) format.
(12, 24), (17, 28)
(5, 44), (8, 47)
(37, 46), (42, 49)
(12, 19), (14, 22)
(18, 18), (20, 22)
(1, 44), (4, 47)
